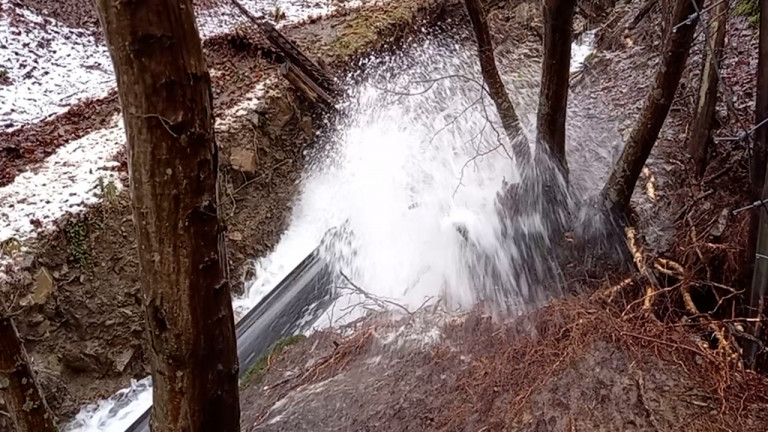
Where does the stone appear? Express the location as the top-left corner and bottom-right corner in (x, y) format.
(300, 116), (313, 136)
(230, 148), (258, 173)
(62, 344), (103, 373)
(709, 208), (730, 239)
(21, 267), (55, 306)
(113, 348), (135, 373)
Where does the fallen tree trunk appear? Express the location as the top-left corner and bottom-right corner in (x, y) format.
(280, 62), (335, 107)
(94, 0), (241, 430)
(464, 0), (530, 166)
(600, 0), (703, 215)
(687, 0), (727, 177)
(0, 302), (57, 432)
(536, 0), (577, 176)
(232, 0), (339, 102)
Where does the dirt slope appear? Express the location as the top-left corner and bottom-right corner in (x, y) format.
(240, 296), (768, 431)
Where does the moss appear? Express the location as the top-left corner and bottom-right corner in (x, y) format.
(240, 334), (307, 388)
(734, 0), (760, 26)
(0, 68), (8, 79)
(65, 219), (90, 267)
(328, 3), (423, 59)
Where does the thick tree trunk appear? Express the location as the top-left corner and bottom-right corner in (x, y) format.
(600, 0), (703, 214)
(536, 0), (576, 176)
(688, 0), (727, 177)
(0, 304), (57, 432)
(464, 0), (531, 166)
(745, 0), (768, 369)
(93, 1), (240, 431)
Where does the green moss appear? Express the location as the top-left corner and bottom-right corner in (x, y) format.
(734, 0), (760, 26)
(240, 334), (306, 388)
(65, 219), (90, 267)
(328, 3), (422, 59)
(0, 68), (8, 80)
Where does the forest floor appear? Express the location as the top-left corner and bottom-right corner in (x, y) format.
(238, 1), (768, 431)
(1, 0), (767, 430)
(0, 0), (451, 427)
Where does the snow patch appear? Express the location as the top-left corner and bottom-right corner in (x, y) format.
(0, 115), (124, 243)
(0, 7), (114, 128)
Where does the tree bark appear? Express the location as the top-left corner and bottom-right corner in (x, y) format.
(93, 1), (240, 431)
(600, 0), (703, 215)
(0, 303), (57, 432)
(536, 0), (576, 176)
(688, 0), (727, 178)
(745, 0), (768, 369)
(464, 0), (531, 166)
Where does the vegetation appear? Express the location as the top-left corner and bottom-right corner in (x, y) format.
(97, 176), (119, 205)
(65, 219), (90, 267)
(735, 0), (760, 25)
(328, 2), (426, 59)
(241, 335), (307, 388)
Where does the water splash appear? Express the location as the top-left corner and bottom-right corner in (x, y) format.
(63, 29), (613, 432)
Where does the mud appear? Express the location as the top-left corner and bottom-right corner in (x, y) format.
(240, 298), (768, 432)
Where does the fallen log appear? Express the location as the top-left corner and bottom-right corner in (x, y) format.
(280, 62), (336, 108)
(231, 0), (339, 102)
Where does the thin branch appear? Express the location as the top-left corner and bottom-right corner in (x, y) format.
(339, 271), (412, 315)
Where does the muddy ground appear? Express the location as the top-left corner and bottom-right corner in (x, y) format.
(239, 1), (768, 431)
(241, 297), (768, 431)
(0, 0), (452, 427)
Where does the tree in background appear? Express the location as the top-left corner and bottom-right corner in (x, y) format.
(463, 0), (530, 165)
(93, 0), (240, 430)
(688, 0), (728, 177)
(600, 0), (704, 216)
(463, 0), (576, 180)
(0, 301), (57, 432)
(536, 0), (576, 177)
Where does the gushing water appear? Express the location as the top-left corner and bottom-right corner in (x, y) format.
(65, 30), (612, 431)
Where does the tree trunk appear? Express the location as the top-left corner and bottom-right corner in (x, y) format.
(600, 0), (703, 215)
(93, 1), (240, 431)
(745, 0), (768, 369)
(536, 0), (576, 176)
(0, 304), (57, 432)
(688, 0), (727, 178)
(464, 0), (531, 166)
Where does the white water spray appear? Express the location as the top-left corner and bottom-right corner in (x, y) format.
(64, 30), (607, 431)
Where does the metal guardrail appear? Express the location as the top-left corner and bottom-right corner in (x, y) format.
(125, 247), (333, 432)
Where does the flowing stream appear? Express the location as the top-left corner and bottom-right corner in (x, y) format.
(64, 29), (606, 431)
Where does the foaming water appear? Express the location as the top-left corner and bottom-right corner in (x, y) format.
(64, 31), (611, 431)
